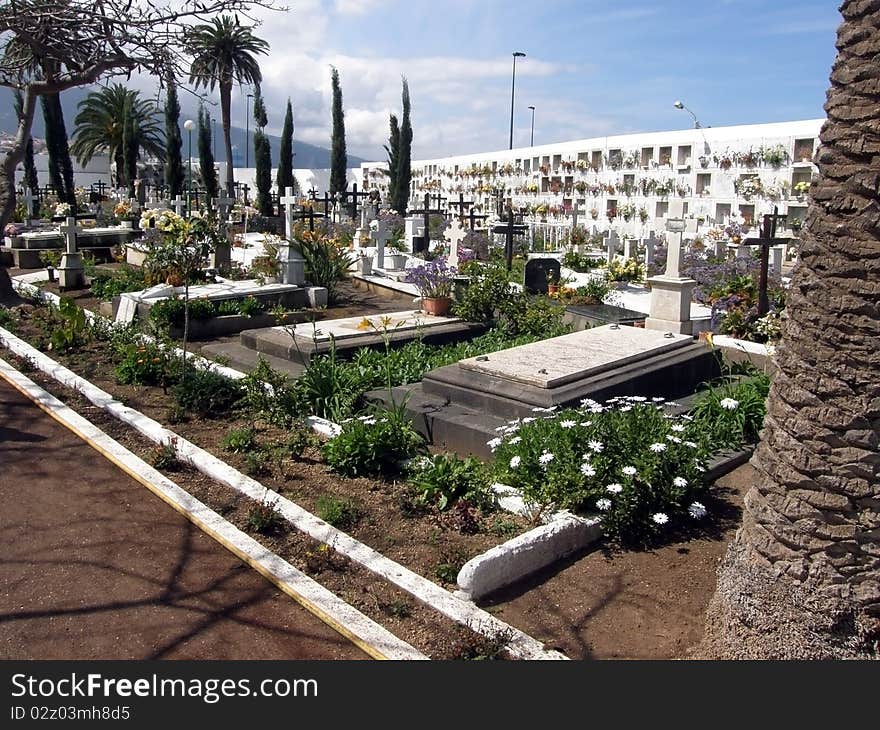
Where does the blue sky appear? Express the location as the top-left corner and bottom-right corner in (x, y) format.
(231, 0), (839, 161)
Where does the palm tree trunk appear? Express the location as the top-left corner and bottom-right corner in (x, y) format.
(698, 0), (880, 659)
(221, 81), (234, 197)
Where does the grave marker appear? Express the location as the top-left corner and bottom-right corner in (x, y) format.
(492, 206), (527, 271)
(444, 218), (468, 269)
(58, 216), (85, 290)
(371, 219), (392, 270)
(524, 258), (561, 295)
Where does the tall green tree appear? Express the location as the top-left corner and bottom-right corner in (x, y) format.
(41, 92), (75, 205)
(186, 15), (270, 197)
(276, 99), (295, 197)
(329, 66), (347, 197)
(164, 79), (185, 199)
(13, 91), (39, 211)
(197, 104), (219, 202)
(71, 84), (164, 193)
(384, 113), (400, 207)
(394, 78), (412, 216)
(252, 85), (273, 216)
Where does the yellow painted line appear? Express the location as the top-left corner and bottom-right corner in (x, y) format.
(0, 359), (427, 661)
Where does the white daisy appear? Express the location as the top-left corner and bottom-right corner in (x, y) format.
(363, 417), (378, 425)
(606, 483), (623, 494)
(649, 443), (667, 453)
(559, 420), (577, 429)
(619, 405), (633, 412)
(688, 502), (707, 519)
(509, 436), (522, 445)
(651, 397), (665, 402)
(666, 435), (683, 444)
(631, 396), (647, 402)
(509, 455), (521, 469)
(521, 417), (536, 424)
(487, 437), (502, 451)
(622, 466), (637, 477)
(684, 441), (698, 449)
(580, 462), (596, 477)
(720, 398), (739, 410)
(580, 421), (593, 427)
(671, 424), (686, 432)
(539, 451), (554, 466)
(652, 512), (669, 525)
(596, 498), (612, 511)
(588, 440), (604, 453)
(580, 398), (601, 408)
(673, 476), (688, 488)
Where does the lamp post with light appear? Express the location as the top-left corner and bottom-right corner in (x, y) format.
(509, 51), (526, 150)
(673, 100), (710, 155)
(528, 105), (535, 147)
(183, 118), (195, 217)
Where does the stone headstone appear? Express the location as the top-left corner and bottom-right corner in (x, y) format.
(642, 233), (659, 267)
(371, 219), (391, 270)
(685, 218), (698, 235)
(714, 238), (726, 259)
(404, 217), (424, 253)
(770, 245), (784, 276)
(524, 257), (561, 295)
(58, 216), (85, 290)
(280, 187), (299, 241)
(605, 230), (620, 265)
(622, 237), (637, 261)
(444, 219), (468, 269)
(115, 293), (139, 324)
(279, 241), (306, 286)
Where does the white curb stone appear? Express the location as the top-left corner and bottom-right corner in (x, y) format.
(0, 357), (427, 661)
(0, 327), (565, 660)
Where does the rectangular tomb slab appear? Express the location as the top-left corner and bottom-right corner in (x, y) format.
(281, 310), (459, 343)
(458, 325), (692, 389)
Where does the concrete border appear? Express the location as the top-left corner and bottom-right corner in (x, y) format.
(0, 327), (565, 660)
(456, 512), (603, 602)
(0, 357), (426, 661)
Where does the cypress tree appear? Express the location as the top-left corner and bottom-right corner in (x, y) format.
(394, 78), (412, 216)
(329, 67), (347, 197)
(41, 92), (75, 205)
(197, 104), (219, 202)
(252, 86), (273, 217)
(384, 113), (399, 207)
(276, 99), (295, 197)
(164, 79), (185, 198)
(122, 96), (138, 198)
(13, 91), (39, 212)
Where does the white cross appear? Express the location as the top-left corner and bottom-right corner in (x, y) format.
(23, 187), (34, 221)
(663, 199), (686, 279)
(172, 196), (186, 216)
(444, 218), (468, 268)
(642, 232), (659, 267)
(60, 216), (80, 254)
(280, 186), (299, 240)
(370, 219), (391, 270)
(605, 230), (620, 265)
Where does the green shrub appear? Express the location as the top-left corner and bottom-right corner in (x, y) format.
(237, 296), (263, 316)
(173, 367), (243, 418)
(452, 262), (516, 324)
(89, 266), (147, 301)
(244, 451), (270, 477)
(149, 296), (216, 329)
(690, 374), (770, 449)
(221, 426), (256, 453)
(562, 250), (604, 272)
(315, 494), (363, 529)
(408, 454), (494, 511)
(292, 341), (369, 422)
(241, 357), (301, 427)
(49, 297), (89, 353)
(322, 411), (426, 478)
(115, 341), (173, 386)
(246, 497), (284, 535)
(296, 226), (355, 304)
(491, 397), (713, 542)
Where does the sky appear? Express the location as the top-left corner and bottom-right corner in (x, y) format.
(10, 0), (843, 164)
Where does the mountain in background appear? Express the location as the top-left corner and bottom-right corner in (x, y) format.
(0, 87), (371, 168)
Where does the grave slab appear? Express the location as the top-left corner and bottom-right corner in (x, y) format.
(458, 326), (691, 389)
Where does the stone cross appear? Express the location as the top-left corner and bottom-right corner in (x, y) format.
(23, 187), (34, 221)
(280, 187), (299, 240)
(642, 232), (659, 268)
(213, 194), (236, 223)
(404, 216), (424, 253)
(371, 219), (391, 270)
(663, 199), (685, 278)
(172, 196), (186, 216)
(58, 216), (85, 290)
(605, 230), (620, 265)
(444, 218), (468, 269)
(770, 245), (783, 276)
(622, 236), (637, 261)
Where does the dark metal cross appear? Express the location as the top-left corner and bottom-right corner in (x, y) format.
(492, 205), (527, 271)
(743, 205), (788, 316)
(448, 193), (474, 221)
(346, 183), (371, 220)
(468, 207), (489, 231)
(408, 192), (445, 255)
(290, 206), (328, 233)
(309, 189), (333, 218)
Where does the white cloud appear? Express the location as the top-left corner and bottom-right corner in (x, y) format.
(334, 0), (386, 15)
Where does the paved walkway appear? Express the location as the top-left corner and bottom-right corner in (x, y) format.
(0, 380), (366, 660)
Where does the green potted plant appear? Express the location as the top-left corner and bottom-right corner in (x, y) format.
(39, 248), (62, 282)
(405, 256), (455, 316)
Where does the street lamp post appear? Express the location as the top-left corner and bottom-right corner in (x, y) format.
(245, 93), (254, 168)
(509, 51), (526, 150)
(673, 100), (710, 154)
(528, 105), (535, 147)
(212, 116), (217, 159)
(183, 119), (195, 217)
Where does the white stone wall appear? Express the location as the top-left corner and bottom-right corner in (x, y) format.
(359, 119), (823, 233)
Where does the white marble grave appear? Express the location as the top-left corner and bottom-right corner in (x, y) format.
(458, 325), (691, 389)
(279, 310), (459, 343)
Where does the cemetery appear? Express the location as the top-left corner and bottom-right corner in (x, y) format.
(1, 0), (873, 665)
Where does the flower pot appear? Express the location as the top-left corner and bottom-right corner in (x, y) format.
(547, 284), (560, 296)
(420, 296), (452, 316)
(46, 266), (55, 282)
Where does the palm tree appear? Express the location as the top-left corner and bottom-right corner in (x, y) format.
(186, 15), (269, 197)
(699, 0), (879, 659)
(71, 84), (164, 191)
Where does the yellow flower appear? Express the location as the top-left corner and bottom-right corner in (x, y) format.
(357, 317), (372, 330)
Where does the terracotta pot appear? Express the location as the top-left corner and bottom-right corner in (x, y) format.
(421, 296), (452, 316)
(547, 284), (560, 295)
